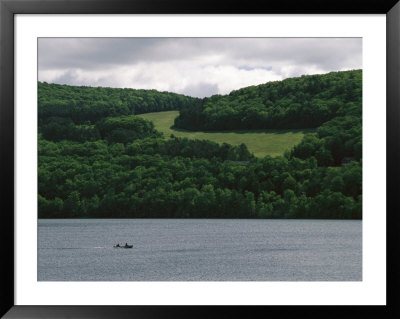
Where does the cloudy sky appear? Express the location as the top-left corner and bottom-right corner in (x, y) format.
(38, 38), (362, 98)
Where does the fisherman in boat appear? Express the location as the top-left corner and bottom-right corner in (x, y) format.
(125, 243), (128, 247)
(116, 243), (120, 247)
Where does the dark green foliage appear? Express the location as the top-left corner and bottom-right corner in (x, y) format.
(96, 115), (162, 144)
(38, 82), (198, 124)
(38, 135), (361, 219)
(174, 70), (361, 130)
(41, 117), (100, 142)
(38, 70), (362, 219)
(38, 81), (197, 143)
(290, 115), (361, 165)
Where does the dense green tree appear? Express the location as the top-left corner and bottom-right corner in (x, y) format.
(63, 191), (81, 217)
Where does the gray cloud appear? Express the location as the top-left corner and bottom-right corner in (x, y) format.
(38, 38), (362, 97)
(180, 82), (219, 98)
(47, 69), (83, 86)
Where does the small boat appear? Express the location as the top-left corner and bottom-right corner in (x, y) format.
(114, 243), (133, 249)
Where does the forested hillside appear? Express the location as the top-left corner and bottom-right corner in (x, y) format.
(174, 70), (361, 130)
(175, 70), (362, 166)
(38, 82), (198, 124)
(38, 70), (362, 219)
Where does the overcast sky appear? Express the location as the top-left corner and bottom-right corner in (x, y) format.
(38, 38), (362, 98)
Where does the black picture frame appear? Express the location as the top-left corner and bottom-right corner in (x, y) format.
(1, 0), (399, 318)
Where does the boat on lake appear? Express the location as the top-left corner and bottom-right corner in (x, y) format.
(114, 243), (133, 249)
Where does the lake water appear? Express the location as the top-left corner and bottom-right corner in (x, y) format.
(38, 219), (362, 281)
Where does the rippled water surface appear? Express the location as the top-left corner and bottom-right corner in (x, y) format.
(38, 219), (362, 281)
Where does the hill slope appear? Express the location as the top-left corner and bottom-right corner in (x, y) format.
(174, 70), (361, 130)
(38, 71), (362, 220)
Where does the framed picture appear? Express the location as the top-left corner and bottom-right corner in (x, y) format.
(1, 0), (399, 318)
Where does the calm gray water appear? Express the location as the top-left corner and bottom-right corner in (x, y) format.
(38, 219), (362, 281)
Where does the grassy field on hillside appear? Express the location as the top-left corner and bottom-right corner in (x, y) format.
(138, 111), (311, 157)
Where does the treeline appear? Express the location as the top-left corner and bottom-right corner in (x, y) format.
(38, 81), (198, 124)
(38, 71), (362, 219)
(174, 70), (361, 130)
(38, 135), (360, 219)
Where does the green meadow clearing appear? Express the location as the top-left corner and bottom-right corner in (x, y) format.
(138, 111), (312, 157)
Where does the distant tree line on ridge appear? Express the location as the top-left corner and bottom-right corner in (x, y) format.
(38, 81), (198, 124)
(174, 70), (361, 130)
